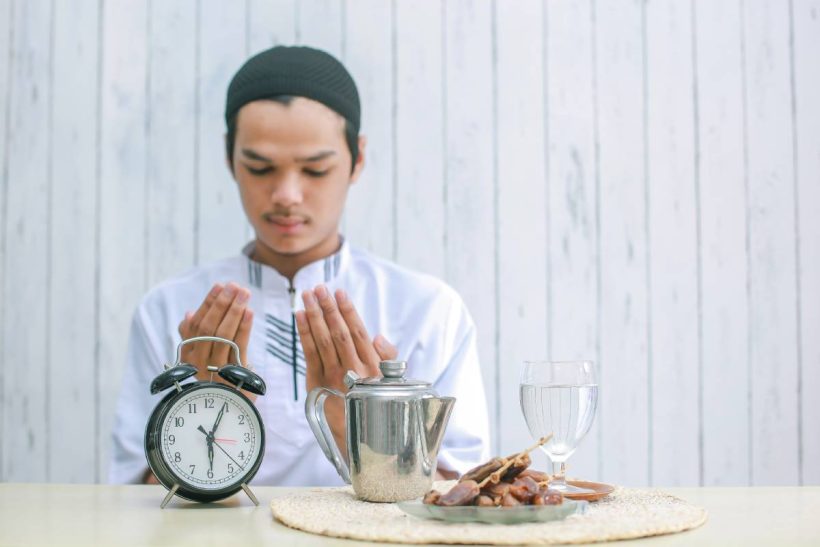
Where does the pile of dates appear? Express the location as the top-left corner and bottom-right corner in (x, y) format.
(423, 440), (563, 508)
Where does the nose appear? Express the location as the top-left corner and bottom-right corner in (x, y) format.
(270, 170), (303, 208)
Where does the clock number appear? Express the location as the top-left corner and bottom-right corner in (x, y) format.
(205, 398), (214, 409)
(238, 451), (244, 460)
(188, 403), (197, 414)
(168, 434), (175, 445)
(227, 463), (234, 474)
(174, 417), (184, 427)
(207, 469), (214, 479)
(174, 452), (181, 463)
(189, 465), (195, 474)
(238, 415), (245, 425)
(244, 432), (251, 443)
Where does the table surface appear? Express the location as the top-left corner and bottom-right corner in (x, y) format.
(0, 484), (818, 546)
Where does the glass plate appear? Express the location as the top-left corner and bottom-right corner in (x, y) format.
(396, 499), (587, 525)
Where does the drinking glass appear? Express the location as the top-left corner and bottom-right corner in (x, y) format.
(519, 360), (598, 493)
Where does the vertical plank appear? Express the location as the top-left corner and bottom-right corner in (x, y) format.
(146, 0), (195, 286)
(394, 0), (445, 279)
(544, 0), (601, 481)
(49, 0), (99, 483)
(296, 0), (343, 57)
(2, 0), (52, 482)
(197, 2), (249, 264)
(792, 0), (820, 486)
(645, 0), (699, 486)
(444, 0), (497, 450)
(743, 0), (800, 486)
(495, 0), (548, 464)
(344, 0), (395, 259)
(98, 0), (148, 482)
(695, 0), (750, 487)
(248, 0), (296, 51)
(0, 0), (11, 482)
(594, 0), (650, 487)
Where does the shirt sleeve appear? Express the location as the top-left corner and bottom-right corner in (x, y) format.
(108, 303), (167, 484)
(432, 298), (491, 475)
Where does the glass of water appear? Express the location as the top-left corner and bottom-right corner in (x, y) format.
(519, 360), (598, 493)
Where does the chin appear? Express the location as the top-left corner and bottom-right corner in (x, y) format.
(260, 237), (311, 256)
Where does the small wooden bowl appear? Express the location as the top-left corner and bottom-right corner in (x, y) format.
(563, 480), (615, 502)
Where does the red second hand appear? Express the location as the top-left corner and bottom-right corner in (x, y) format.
(214, 438), (237, 444)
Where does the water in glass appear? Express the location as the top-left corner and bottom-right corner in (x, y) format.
(519, 361), (598, 494)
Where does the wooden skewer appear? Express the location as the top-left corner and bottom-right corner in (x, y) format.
(477, 434), (553, 488)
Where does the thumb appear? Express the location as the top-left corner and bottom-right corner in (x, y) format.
(373, 334), (398, 360)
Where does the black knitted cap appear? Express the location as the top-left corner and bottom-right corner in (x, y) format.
(225, 45), (360, 132)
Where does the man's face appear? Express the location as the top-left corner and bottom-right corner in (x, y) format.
(230, 97), (363, 262)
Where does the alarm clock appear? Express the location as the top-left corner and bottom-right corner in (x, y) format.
(144, 336), (267, 508)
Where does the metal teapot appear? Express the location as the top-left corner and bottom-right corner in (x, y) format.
(305, 360), (455, 502)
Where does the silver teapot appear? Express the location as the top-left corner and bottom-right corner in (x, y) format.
(305, 360), (455, 502)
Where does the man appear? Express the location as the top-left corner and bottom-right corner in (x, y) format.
(109, 45), (490, 486)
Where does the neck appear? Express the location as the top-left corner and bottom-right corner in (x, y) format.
(250, 234), (342, 282)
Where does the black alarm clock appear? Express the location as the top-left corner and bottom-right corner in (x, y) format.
(145, 336), (266, 508)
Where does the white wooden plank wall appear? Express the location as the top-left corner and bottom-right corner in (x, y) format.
(0, 0), (818, 487)
(696, 0), (750, 486)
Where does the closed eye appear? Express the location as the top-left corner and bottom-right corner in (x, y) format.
(244, 164), (273, 176)
(304, 168), (330, 178)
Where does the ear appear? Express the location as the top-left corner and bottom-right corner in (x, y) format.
(349, 135), (367, 185)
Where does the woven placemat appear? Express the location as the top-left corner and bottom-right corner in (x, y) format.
(270, 484), (707, 545)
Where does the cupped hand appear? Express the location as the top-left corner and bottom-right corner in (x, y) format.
(177, 282), (255, 397)
(295, 285), (397, 457)
(295, 285), (397, 395)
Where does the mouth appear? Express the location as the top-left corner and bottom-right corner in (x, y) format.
(263, 213), (308, 233)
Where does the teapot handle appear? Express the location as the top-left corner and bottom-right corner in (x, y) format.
(305, 387), (351, 484)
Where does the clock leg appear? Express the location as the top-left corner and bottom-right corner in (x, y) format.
(241, 483), (259, 506)
(160, 483), (180, 509)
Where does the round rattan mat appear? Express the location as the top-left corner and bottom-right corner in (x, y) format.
(270, 484), (707, 545)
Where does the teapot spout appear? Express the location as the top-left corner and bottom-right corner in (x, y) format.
(419, 397), (456, 473)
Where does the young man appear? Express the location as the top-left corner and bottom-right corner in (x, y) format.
(109, 46), (490, 486)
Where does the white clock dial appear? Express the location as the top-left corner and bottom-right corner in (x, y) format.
(160, 388), (262, 490)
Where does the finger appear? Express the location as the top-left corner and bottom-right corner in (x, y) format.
(211, 287), (250, 364)
(303, 290), (341, 371)
(296, 310), (323, 383)
(194, 283), (240, 365)
(234, 308), (253, 367)
(335, 289), (380, 368)
(188, 284), (224, 333)
(179, 311), (196, 364)
(374, 334), (398, 361)
(178, 311), (193, 339)
(315, 285), (360, 371)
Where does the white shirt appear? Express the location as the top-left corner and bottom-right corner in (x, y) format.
(109, 239), (490, 485)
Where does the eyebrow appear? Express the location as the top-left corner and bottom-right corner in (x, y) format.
(240, 148), (337, 163)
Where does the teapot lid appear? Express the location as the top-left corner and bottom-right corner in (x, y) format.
(343, 360), (432, 391)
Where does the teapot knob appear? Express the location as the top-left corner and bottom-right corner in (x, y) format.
(343, 370), (360, 389)
(379, 360), (407, 379)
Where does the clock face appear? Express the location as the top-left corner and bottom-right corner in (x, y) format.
(159, 386), (262, 491)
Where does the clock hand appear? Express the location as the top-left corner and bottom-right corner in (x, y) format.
(211, 402), (227, 436)
(197, 425), (215, 472)
(212, 438), (245, 471)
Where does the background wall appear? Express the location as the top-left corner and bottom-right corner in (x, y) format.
(1, 0), (818, 487)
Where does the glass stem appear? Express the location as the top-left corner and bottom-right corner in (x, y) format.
(551, 461), (567, 487)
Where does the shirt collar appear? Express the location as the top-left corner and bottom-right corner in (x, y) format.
(241, 237), (350, 294)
